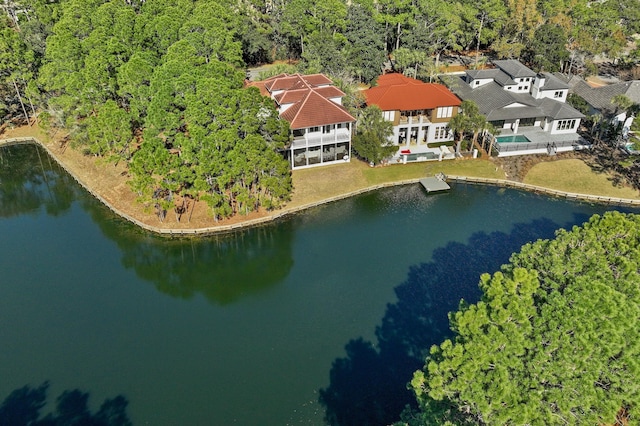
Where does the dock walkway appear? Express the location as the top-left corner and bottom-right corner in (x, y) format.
(419, 173), (451, 193)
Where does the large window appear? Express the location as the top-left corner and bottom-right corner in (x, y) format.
(556, 119), (576, 130)
(436, 106), (453, 118)
(433, 126), (448, 140)
(520, 117), (536, 127)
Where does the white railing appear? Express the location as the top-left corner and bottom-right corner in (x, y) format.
(292, 128), (351, 148)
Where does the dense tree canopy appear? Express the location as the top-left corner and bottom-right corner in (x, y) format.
(409, 211), (640, 425)
(3, 0), (292, 222)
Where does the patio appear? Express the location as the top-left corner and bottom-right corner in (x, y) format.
(491, 128), (590, 157)
(388, 144), (455, 164)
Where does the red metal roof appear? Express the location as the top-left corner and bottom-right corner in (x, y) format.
(274, 86), (345, 106)
(251, 73), (355, 130)
(264, 73), (333, 92)
(365, 73), (461, 111)
(280, 90), (355, 129)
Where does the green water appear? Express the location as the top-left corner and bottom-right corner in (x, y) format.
(496, 134), (531, 143)
(0, 144), (636, 425)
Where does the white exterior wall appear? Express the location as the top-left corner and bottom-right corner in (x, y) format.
(516, 77), (532, 93)
(279, 103), (294, 113)
(537, 89), (567, 102)
(531, 77), (544, 98)
(390, 122), (453, 146)
(470, 78), (494, 88)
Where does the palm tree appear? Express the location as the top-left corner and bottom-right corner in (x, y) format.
(448, 112), (467, 156)
(448, 100), (486, 155)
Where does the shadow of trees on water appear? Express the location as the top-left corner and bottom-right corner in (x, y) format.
(0, 144), (77, 219)
(0, 381), (131, 426)
(319, 215), (591, 426)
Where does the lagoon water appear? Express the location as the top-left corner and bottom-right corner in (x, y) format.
(1, 144), (637, 425)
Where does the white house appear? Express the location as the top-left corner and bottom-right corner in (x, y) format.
(250, 73), (356, 169)
(448, 60), (586, 156)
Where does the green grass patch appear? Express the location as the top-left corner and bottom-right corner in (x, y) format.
(524, 159), (640, 199)
(362, 159), (505, 185)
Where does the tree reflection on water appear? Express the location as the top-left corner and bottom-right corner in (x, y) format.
(0, 143), (296, 306)
(0, 144), (77, 218)
(0, 381), (131, 426)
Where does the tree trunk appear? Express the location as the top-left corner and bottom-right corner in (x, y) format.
(12, 79), (30, 125)
(21, 77), (37, 122)
(395, 22), (401, 51)
(475, 13), (485, 68)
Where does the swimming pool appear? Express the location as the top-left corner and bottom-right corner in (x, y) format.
(624, 142), (640, 154)
(495, 135), (531, 143)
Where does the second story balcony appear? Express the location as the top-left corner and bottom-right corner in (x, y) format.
(291, 127), (351, 148)
(398, 113), (431, 125)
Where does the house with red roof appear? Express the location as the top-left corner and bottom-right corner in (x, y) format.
(364, 73), (461, 161)
(250, 73), (356, 169)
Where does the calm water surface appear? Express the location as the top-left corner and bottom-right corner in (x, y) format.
(0, 144), (637, 425)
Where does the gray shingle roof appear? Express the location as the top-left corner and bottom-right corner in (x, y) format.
(494, 60), (536, 78)
(569, 77), (640, 113)
(445, 74), (584, 122)
(539, 72), (569, 91)
(540, 98), (585, 120)
(467, 68), (517, 87)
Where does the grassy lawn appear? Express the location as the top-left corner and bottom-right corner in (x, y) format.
(289, 158), (506, 207)
(362, 158), (505, 185)
(524, 159), (640, 199)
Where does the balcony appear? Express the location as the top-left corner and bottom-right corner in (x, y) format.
(398, 114), (431, 125)
(291, 128), (351, 149)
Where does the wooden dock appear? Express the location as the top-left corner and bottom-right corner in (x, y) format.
(419, 174), (450, 193)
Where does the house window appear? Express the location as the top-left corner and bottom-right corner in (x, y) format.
(556, 119), (576, 130)
(323, 125), (332, 134)
(436, 106), (453, 118)
(309, 126), (320, 133)
(474, 80), (480, 86)
(518, 86), (523, 90)
(525, 77), (530, 82)
(490, 120), (505, 128)
(520, 117), (536, 127)
(293, 129), (305, 137)
(554, 91), (563, 98)
(398, 127), (408, 144)
(433, 126), (448, 140)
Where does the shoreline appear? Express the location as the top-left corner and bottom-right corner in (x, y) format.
(1, 135), (640, 236)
